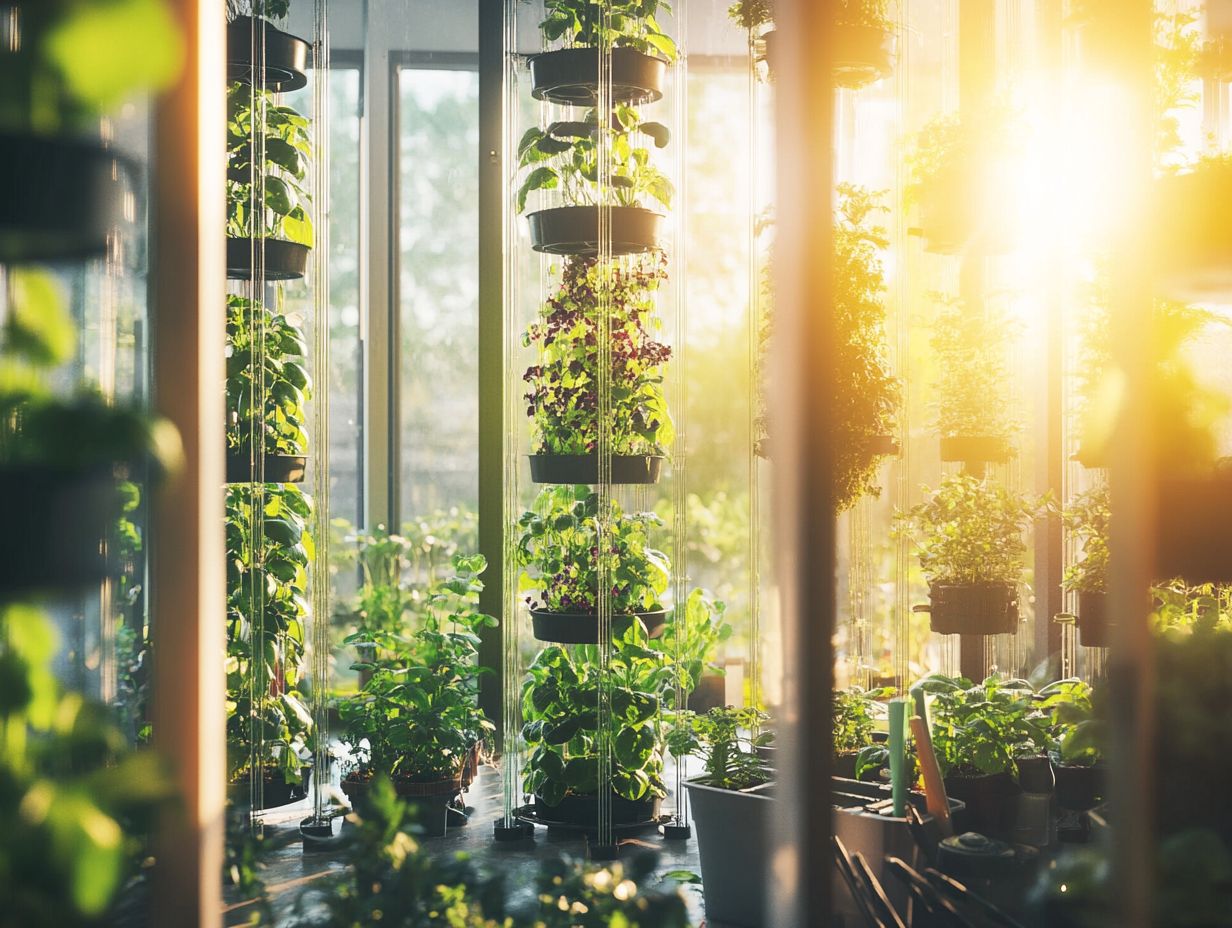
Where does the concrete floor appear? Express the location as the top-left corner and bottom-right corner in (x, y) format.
(225, 763), (711, 927)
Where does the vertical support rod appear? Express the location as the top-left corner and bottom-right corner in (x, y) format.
(769, 0), (835, 924)
(149, 0), (225, 921)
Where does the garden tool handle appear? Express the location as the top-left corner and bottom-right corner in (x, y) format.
(910, 715), (953, 838)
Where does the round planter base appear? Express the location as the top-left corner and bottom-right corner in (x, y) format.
(227, 15), (310, 91)
(0, 132), (125, 263)
(225, 453), (308, 484)
(493, 818), (536, 841)
(529, 453), (664, 485)
(527, 206), (663, 256)
(833, 24), (897, 89)
(519, 794), (664, 835)
(531, 609), (667, 644)
(661, 822), (692, 840)
(529, 47), (667, 106)
(226, 237), (310, 281)
(926, 583), (1019, 636)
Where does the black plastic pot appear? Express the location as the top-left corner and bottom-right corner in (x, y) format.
(833, 23), (897, 89)
(527, 206), (663, 256)
(529, 47), (667, 106)
(944, 771), (1020, 840)
(685, 779), (775, 928)
(1157, 474), (1232, 583)
(229, 766), (311, 810)
(530, 608), (666, 644)
(0, 132), (126, 263)
(225, 453), (308, 484)
(1054, 762), (1104, 812)
(528, 453), (664, 485)
(226, 237), (310, 281)
(1016, 755), (1056, 794)
(925, 582), (1019, 636)
(0, 465), (119, 597)
(342, 774), (459, 837)
(866, 434), (901, 458)
(1077, 590), (1110, 648)
(227, 15), (310, 92)
(939, 435), (1011, 465)
(531, 791), (661, 830)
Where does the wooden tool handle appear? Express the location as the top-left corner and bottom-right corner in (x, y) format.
(910, 715), (953, 838)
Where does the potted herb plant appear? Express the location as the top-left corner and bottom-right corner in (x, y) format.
(930, 296), (1016, 465)
(517, 486), (670, 643)
(226, 80), (314, 279)
(671, 706), (774, 928)
(530, 0), (677, 106)
(340, 554), (497, 836)
(225, 483), (315, 808)
(915, 673), (1049, 839)
(832, 184), (901, 510)
(1037, 679), (1105, 812)
(523, 255), (673, 484)
(832, 686), (892, 780)
(225, 295), (311, 483)
(0, 0), (180, 262)
(1060, 484), (1111, 647)
(517, 103), (672, 255)
(897, 473), (1041, 636)
(227, 0), (310, 93)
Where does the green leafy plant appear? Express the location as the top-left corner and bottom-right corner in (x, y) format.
(517, 104), (673, 214)
(0, 602), (175, 927)
(523, 255), (674, 456)
(656, 588), (732, 695)
(341, 555), (496, 785)
(667, 706), (772, 791)
(1062, 484), (1110, 595)
(837, 0), (892, 30)
(1153, 10), (1201, 162)
(896, 473), (1042, 587)
(225, 483), (315, 786)
(225, 295), (311, 459)
(727, 0), (773, 30)
(930, 295), (1016, 445)
(913, 673), (1048, 778)
(1037, 678), (1103, 767)
(832, 184), (900, 510)
(833, 685), (890, 756)
(1151, 579), (1232, 636)
(228, 0), (292, 20)
(539, 0), (678, 61)
(227, 81), (314, 246)
(518, 485), (670, 617)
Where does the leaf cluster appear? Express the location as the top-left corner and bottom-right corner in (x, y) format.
(897, 473), (1042, 586)
(832, 685), (891, 756)
(930, 295), (1016, 444)
(1151, 579), (1232, 636)
(517, 105), (673, 213)
(1036, 678), (1103, 767)
(227, 81), (314, 246)
(540, 0), (678, 61)
(1061, 483), (1109, 595)
(666, 705), (772, 791)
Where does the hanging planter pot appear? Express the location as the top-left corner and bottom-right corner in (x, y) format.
(865, 434), (900, 459)
(528, 453), (664, 485)
(527, 206), (663, 256)
(921, 582), (1019, 636)
(527, 791), (662, 831)
(227, 15), (310, 92)
(530, 608), (667, 644)
(939, 435), (1011, 465)
(1076, 590), (1110, 648)
(1153, 164), (1232, 303)
(225, 453), (308, 484)
(833, 24), (897, 90)
(0, 132), (126, 264)
(943, 771), (1020, 840)
(912, 173), (1014, 257)
(1157, 474), (1232, 583)
(226, 237), (310, 281)
(228, 766), (311, 810)
(0, 465), (119, 597)
(529, 47), (667, 106)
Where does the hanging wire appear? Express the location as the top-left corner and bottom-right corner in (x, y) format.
(893, 0), (912, 692)
(746, 13), (763, 720)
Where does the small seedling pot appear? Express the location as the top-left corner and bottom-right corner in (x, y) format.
(529, 47), (667, 106)
(944, 771), (1021, 840)
(530, 608), (667, 644)
(227, 15), (310, 92)
(1077, 590), (1111, 647)
(527, 205), (663, 256)
(1053, 762), (1104, 812)
(833, 23), (897, 89)
(0, 465), (119, 596)
(225, 453), (307, 484)
(685, 779), (775, 928)
(0, 132), (126, 263)
(939, 435), (1012, 465)
(922, 582), (1019, 636)
(530, 791), (661, 831)
(226, 237), (311, 281)
(528, 453), (664, 485)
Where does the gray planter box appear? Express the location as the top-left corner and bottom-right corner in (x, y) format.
(684, 778), (777, 928)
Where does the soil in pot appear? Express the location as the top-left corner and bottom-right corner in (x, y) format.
(226, 237), (311, 281)
(531, 791), (661, 831)
(225, 453), (307, 484)
(527, 206), (663, 256)
(833, 23), (896, 89)
(227, 15), (309, 91)
(944, 771), (1020, 840)
(1077, 590), (1111, 648)
(927, 582), (1019, 636)
(529, 47), (666, 106)
(0, 132), (125, 263)
(0, 465), (119, 596)
(528, 453), (664, 485)
(530, 608), (667, 644)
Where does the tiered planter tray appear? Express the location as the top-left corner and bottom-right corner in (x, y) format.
(527, 206), (663, 256)
(529, 47), (667, 106)
(518, 793), (664, 835)
(528, 453), (664, 485)
(923, 582), (1019, 636)
(227, 15), (310, 92)
(226, 237), (310, 281)
(225, 453), (308, 484)
(530, 608), (667, 644)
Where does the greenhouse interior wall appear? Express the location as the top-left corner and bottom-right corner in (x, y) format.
(5, 0), (1232, 925)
